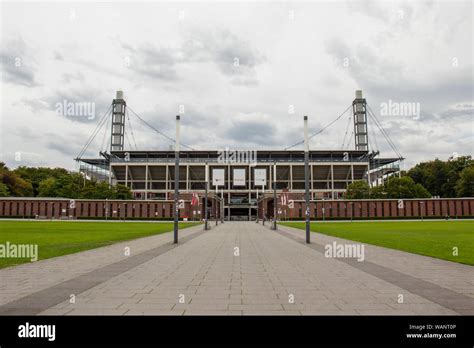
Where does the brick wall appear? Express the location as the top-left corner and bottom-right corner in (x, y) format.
(0, 197), (472, 220)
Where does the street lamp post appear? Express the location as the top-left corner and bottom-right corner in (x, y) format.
(173, 115), (180, 244)
(304, 116), (310, 243)
(205, 162), (209, 230)
(123, 202), (127, 222)
(272, 162), (277, 230)
(105, 198), (108, 221)
(350, 202), (354, 222)
(256, 187), (259, 223)
(221, 188), (224, 223)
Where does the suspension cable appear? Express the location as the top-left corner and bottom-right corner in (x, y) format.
(100, 109), (111, 152)
(125, 108), (138, 150)
(284, 104), (353, 150)
(366, 105), (403, 159)
(340, 112), (352, 149)
(77, 103), (112, 159)
(127, 105), (195, 150)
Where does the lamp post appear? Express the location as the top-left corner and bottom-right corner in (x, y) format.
(256, 187), (259, 223)
(204, 162), (209, 230)
(123, 202), (127, 222)
(221, 188), (224, 223)
(105, 198), (108, 221)
(272, 161), (277, 230)
(215, 186), (218, 226)
(304, 116), (310, 243)
(173, 115), (180, 244)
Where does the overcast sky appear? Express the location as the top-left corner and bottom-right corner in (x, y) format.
(1, 0), (472, 171)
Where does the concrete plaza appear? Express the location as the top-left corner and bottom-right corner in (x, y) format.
(0, 222), (472, 315)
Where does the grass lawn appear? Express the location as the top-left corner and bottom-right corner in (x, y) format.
(0, 221), (200, 269)
(280, 221), (474, 265)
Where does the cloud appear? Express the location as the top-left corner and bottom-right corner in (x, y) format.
(61, 72), (84, 84)
(0, 1), (471, 171)
(0, 37), (39, 87)
(223, 113), (278, 147)
(117, 28), (265, 84)
(19, 87), (110, 123)
(53, 51), (64, 61)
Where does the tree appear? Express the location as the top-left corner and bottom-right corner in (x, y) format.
(0, 182), (10, 196)
(455, 165), (474, 197)
(408, 156), (472, 198)
(0, 169), (33, 197)
(55, 173), (83, 198)
(14, 166), (69, 196)
(369, 185), (387, 199)
(38, 177), (58, 197)
(113, 184), (133, 200)
(346, 180), (370, 199)
(382, 176), (431, 198)
(79, 181), (114, 199)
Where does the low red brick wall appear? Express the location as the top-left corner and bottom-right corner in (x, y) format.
(260, 197), (474, 220)
(0, 197), (472, 220)
(0, 195), (213, 220)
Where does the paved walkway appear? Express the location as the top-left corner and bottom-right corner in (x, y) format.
(0, 222), (472, 315)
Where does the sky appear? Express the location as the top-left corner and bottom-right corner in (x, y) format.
(1, 0), (473, 171)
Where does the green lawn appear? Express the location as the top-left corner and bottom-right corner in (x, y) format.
(0, 221), (200, 269)
(280, 221), (474, 265)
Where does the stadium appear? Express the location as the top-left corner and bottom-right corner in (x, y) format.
(1, 90), (473, 221)
(76, 90), (404, 220)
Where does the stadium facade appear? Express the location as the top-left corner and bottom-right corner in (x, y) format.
(2, 91), (472, 222)
(75, 90), (406, 221)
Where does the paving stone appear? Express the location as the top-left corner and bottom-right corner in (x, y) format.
(0, 222), (471, 316)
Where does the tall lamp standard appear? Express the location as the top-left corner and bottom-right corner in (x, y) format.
(221, 188), (224, 223)
(304, 115), (311, 243)
(204, 162), (209, 230)
(420, 201), (424, 221)
(173, 115), (180, 244)
(256, 186), (259, 223)
(272, 161), (277, 230)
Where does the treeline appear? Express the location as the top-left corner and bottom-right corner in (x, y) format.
(1, 155), (472, 200)
(346, 156), (473, 199)
(0, 163), (132, 199)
